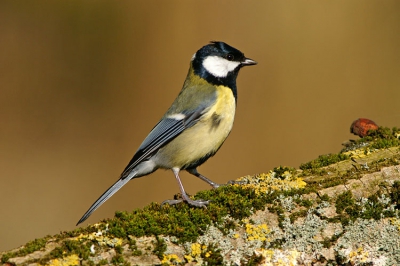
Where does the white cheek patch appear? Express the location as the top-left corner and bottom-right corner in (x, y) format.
(202, 56), (241, 78)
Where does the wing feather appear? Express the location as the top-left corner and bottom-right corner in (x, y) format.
(120, 108), (204, 178)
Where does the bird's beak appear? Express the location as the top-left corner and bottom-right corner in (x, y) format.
(241, 57), (257, 66)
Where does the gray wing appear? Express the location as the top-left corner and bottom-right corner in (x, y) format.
(120, 108), (205, 178)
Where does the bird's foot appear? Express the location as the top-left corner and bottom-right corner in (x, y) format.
(210, 183), (221, 189)
(161, 197), (210, 208)
(227, 180), (247, 185)
(186, 198), (210, 207)
(161, 199), (183, 206)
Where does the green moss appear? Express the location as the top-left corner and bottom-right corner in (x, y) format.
(267, 204), (285, 228)
(319, 194), (330, 202)
(98, 259), (108, 265)
(335, 191), (355, 214)
(67, 240), (91, 260)
(217, 217), (237, 236)
(355, 127), (400, 150)
(128, 239), (142, 257)
(242, 253), (263, 266)
(201, 244), (223, 265)
(48, 246), (64, 259)
(321, 232), (343, 249)
(271, 166), (298, 180)
(111, 254), (127, 265)
(296, 198), (313, 208)
(1, 237), (49, 263)
(109, 203), (209, 243)
(152, 236), (167, 260)
(36, 240), (91, 265)
(390, 181), (400, 209)
(334, 189), (399, 227)
(114, 245), (123, 254)
(107, 185), (268, 244)
(289, 209), (308, 223)
(306, 156), (385, 192)
(269, 238), (285, 249)
(300, 153), (349, 172)
(0, 254), (10, 264)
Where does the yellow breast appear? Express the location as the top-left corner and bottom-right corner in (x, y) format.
(156, 85), (236, 169)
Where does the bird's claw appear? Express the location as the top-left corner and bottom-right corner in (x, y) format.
(160, 198), (210, 208)
(227, 180), (247, 185)
(161, 199), (183, 207)
(187, 198), (210, 208)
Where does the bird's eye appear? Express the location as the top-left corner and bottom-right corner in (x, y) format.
(226, 54), (234, 61)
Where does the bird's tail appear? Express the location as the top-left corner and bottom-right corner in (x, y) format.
(76, 176), (133, 225)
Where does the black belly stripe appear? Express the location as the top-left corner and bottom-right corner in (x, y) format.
(210, 112), (222, 131)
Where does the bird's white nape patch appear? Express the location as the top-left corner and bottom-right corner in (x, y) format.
(202, 56), (241, 78)
(167, 113), (186, 120)
(191, 53), (196, 61)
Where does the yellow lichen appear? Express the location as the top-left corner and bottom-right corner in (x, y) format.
(184, 254), (194, 263)
(161, 254), (182, 265)
(389, 217), (400, 231)
(46, 254), (79, 266)
(349, 247), (370, 264)
(254, 249), (299, 266)
(184, 243), (203, 264)
(75, 225), (123, 247)
(191, 243), (202, 257)
(236, 171), (306, 195)
(245, 223), (271, 242)
(343, 148), (372, 158)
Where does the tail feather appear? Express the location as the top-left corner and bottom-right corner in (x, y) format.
(76, 177), (132, 225)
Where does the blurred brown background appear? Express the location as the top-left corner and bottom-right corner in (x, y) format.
(1, 0), (399, 251)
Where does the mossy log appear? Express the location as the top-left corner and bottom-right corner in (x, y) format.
(2, 127), (400, 266)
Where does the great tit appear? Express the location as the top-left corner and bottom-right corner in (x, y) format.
(77, 41), (256, 225)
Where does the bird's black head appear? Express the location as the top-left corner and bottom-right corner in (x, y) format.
(191, 41), (257, 88)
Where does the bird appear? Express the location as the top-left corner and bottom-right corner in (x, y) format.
(76, 41), (257, 225)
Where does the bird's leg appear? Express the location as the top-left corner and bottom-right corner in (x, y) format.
(161, 168), (210, 207)
(187, 168), (246, 187)
(186, 168), (220, 188)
